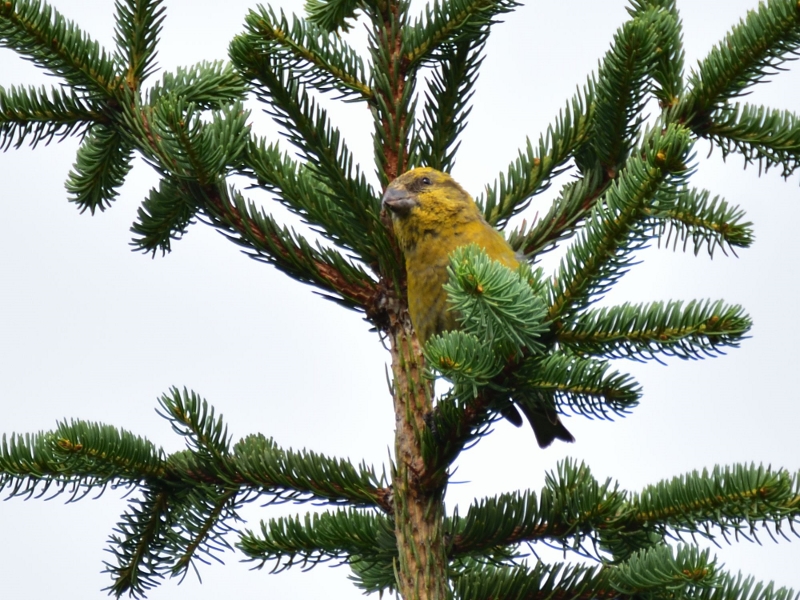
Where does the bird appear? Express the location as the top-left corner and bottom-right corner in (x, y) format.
(382, 166), (574, 448)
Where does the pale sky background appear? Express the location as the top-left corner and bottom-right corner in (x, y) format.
(2, 1), (799, 598)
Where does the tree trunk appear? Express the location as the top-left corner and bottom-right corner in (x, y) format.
(389, 323), (450, 600)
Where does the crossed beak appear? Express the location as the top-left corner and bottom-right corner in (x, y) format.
(382, 186), (417, 216)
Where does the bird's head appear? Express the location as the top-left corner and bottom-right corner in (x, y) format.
(382, 167), (478, 223)
(382, 167), (483, 254)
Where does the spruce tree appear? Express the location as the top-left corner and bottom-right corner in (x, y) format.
(1, 0), (800, 599)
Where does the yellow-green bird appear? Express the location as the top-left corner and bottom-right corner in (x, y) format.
(382, 166), (574, 448)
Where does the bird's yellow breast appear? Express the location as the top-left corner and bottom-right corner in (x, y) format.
(403, 215), (519, 343)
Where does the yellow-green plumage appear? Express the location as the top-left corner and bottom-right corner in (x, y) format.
(387, 168), (518, 342)
(382, 167), (574, 448)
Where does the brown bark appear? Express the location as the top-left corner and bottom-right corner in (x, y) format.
(388, 317), (450, 600)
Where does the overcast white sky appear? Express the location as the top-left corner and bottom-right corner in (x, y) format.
(2, 1), (799, 598)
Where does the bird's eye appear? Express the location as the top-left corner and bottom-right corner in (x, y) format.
(421, 177), (432, 185)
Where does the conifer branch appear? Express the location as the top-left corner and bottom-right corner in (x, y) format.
(701, 571), (800, 600)
(450, 459), (621, 555)
(113, 0), (165, 88)
(425, 330), (503, 391)
(479, 86), (594, 228)
(613, 545), (719, 594)
(0, 423), (164, 500)
(130, 176), (199, 255)
(239, 508), (396, 573)
(453, 551), (799, 600)
(682, 0), (800, 119)
(305, 0), (362, 34)
(229, 43), (388, 266)
(239, 6), (372, 100)
(0, 84), (104, 149)
(627, 0), (685, 106)
(65, 123), (134, 214)
(366, 0), (416, 187)
(122, 84), (381, 312)
(421, 249), (554, 472)
(158, 388), (232, 463)
(453, 560), (611, 600)
(172, 488), (239, 572)
(577, 11), (659, 174)
(1, 407), (388, 512)
(349, 555), (399, 593)
(604, 464), (800, 560)
(2, 390), (389, 597)
(548, 123), (694, 322)
(203, 185), (379, 311)
(233, 434), (390, 509)
(558, 300), (752, 362)
(703, 104), (800, 179)
(513, 353), (641, 420)
(105, 486), (173, 597)
(506, 167), (605, 258)
(170, 436), (390, 511)
(419, 387), (496, 479)
(169, 441), (387, 513)
(122, 97), (379, 309)
(402, 0), (519, 67)
(131, 97), (248, 183)
(415, 34), (485, 172)
(0, 0), (119, 96)
(443, 246), (549, 355)
(106, 479), (239, 597)
(146, 61), (248, 111)
(242, 135), (379, 261)
(650, 187), (754, 256)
